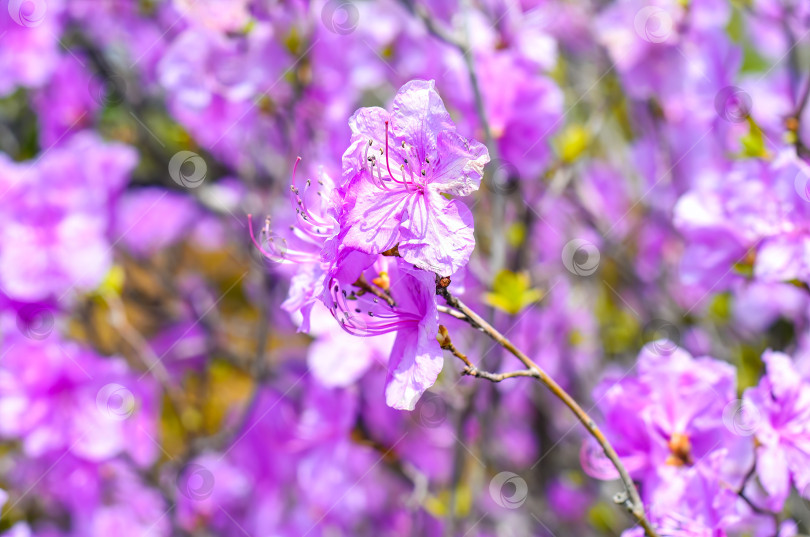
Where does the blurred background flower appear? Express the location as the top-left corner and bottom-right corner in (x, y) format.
(2, 0), (810, 536)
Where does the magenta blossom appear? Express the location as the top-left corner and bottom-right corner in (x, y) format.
(743, 351), (810, 510)
(31, 54), (100, 147)
(0, 132), (136, 303)
(0, 324), (159, 467)
(622, 452), (746, 537)
(582, 342), (751, 501)
(341, 79), (489, 276)
(324, 255), (442, 410)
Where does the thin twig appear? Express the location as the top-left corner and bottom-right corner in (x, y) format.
(104, 292), (186, 416)
(438, 304), (477, 324)
(438, 325), (474, 367)
(399, 0), (463, 47)
(440, 325), (540, 382)
(783, 11), (810, 158)
(190, 273), (275, 456)
(399, 0), (505, 272)
(437, 287), (660, 537)
(445, 391), (476, 537)
(464, 368), (539, 382)
(735, 463), (778, 522)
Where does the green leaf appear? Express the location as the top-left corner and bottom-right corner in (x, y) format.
(96, 265), (126, 297)
(738, 117), (769, 159)
(556, 124), (590, 163)
(483, 270), (544, 315)
(423, 485), (472, 518)
(708, 292), (732, 324)
(507, 222), (526, 248)
(736, 344), (764, 392)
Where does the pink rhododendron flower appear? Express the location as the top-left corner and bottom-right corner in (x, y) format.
(341, 79), (489, 275)
(324, 255), (442, 410)
(743, 351), (810, 511)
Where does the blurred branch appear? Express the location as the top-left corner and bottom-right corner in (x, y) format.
(398, 0), (462, 47)
(187, 272), (275, 458)
(103, 292), (186, 417)
(782, 11), (810, 159)
(437, 304), (476, 324)
(735, 463), (780, 531)
(399, 0), (505, 273)
(436, 285), (660, 537)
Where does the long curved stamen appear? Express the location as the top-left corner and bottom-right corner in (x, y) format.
(405, 161), (415, 185)
(273, 251), (319, 263)
(254, 221), (325, 264)
(374, 156), (392, 191)
(291, 156), (302, 188)
(384, 121), (408, 186)
(290, 157), (332, 229)
(295, 191), (331, 228)
(341, 322), (418, 337)
(292, 226), (332, 243)
(248, 214), (284, 260)
(328, 279), (420, 337)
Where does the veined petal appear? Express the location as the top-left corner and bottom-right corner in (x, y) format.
(383, 267), (442, 410)
(341, 176), (413, 255)
(763, 350), (802, 401)
(390, 80), (453, 164)
(399, 190), (475, 275)
(431, 130), (489, 197)
(384, 328), (443, 410)
(342, 106), (390, 182)
(757, 444), (790, 508)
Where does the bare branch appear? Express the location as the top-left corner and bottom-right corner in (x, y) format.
(436, 286), (660, 537)
(463, 368), (539, 382)
(438, 304), (474, 323)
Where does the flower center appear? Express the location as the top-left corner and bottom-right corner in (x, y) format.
(665, 432), (693, 466)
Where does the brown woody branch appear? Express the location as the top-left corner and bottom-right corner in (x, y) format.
(436, 288), (660, 537)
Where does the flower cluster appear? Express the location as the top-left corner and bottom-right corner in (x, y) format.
(260, 80), (490, 409)
(586, 342), (810, 537)
(6, 1), (810, 537)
